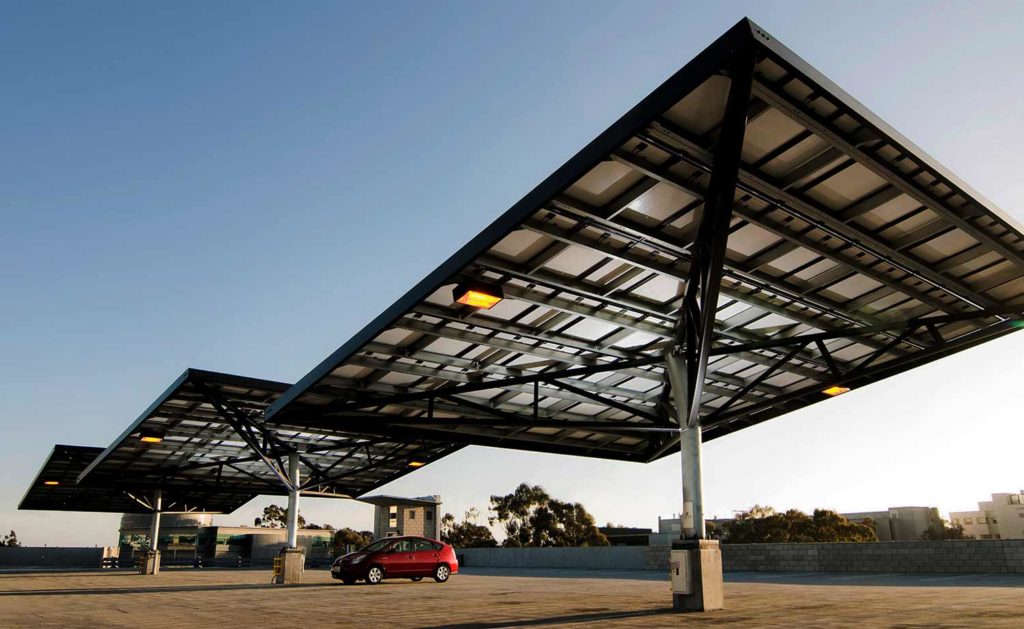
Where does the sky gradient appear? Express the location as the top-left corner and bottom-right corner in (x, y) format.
(2, 1), (1022, 546)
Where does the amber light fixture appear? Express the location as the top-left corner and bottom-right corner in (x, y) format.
(822, 385), (851, 397)
(44, 480), (60, 486)
(139, 429), (164, 444)
(453, 281), (504, 310)
(408, 461), (426, 468)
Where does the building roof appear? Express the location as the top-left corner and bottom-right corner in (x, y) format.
(19, 445), (254, 514)
(264, 18), (1024, 463)
(357, 494), (442, 507)
(75, 369), (461, 504)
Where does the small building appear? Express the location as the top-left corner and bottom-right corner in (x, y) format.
(841, 507), (942, 542)
(599, 526), (653, 546)
(358, 495), (442, 540)
(951, 491), (1024, 540)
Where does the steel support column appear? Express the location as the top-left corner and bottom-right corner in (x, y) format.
(667, 40), (755, 613)
(666, 353), (704, 538)
(286, 451), (300, 548)
(141, 488), (163, 575)
(149, 488), (162, 550)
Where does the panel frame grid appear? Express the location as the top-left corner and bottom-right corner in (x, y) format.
(257, 18), (1024, 462)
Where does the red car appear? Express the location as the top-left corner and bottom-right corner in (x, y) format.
(331, 536), (459, 585)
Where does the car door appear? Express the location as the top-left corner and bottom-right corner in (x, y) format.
(411, 538), (440, 576)
(388, 538), (417, 576)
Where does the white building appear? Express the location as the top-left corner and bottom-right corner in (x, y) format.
(950, 491), (1024, 540)
(841, 507), (942, 542)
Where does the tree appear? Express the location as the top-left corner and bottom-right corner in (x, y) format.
(2, 530), (21, 547)
(305, 523), (335, 531)
(724, 506), (876, 544)
(921, 521), (972, 540)
(441, 509), (497, 549)
(333, 527), (374, 553)
(489, 483), (609, 547)
(259, 504), (306, 529)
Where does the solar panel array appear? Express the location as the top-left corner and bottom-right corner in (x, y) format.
(265, 19), (1024, 462)
(19, 445), (252, 513)
(70, 369), (460, 508)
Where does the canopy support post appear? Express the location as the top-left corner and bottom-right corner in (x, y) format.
(286, 451), (300, 548)
(141, 489), (162, 575)
(666, 39), (755, 612)
(276, 450), (305, 585)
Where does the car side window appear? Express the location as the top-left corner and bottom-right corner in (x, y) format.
(431, 541), (444, 551)
(395, 539), (413, 553)
(413, 539), (433, 552)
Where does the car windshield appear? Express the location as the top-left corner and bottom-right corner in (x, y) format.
(358, 538), (394, 553)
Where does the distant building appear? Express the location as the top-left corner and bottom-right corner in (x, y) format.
(598, 526), (653, 546)
(358, 495), (441, 540)
(841, 507), (942, 542)
(118, 513), (334, 565)
(950, 491), (1024, 540)
(649, 515), (730, 545)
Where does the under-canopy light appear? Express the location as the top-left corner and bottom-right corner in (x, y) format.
(453, 281), (503, 310)
(139, 430), (164, 444)
(408, 461), (425, 468)
(822, 386), (851, 397)
(43, 480), (59, 486)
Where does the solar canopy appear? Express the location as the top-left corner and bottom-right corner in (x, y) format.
(19, 445), (252, 513)
(74, 369), (461, 505)
(265, 19), (1024, 462)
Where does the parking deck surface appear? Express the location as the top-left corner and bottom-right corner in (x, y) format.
(0, 567), (1021, 627)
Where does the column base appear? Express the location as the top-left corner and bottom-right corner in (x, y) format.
(273, 548), (305, 585)
(139, 550), (161, 575)
(670, 539), (723, 612)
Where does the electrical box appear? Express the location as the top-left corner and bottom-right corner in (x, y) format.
(670, 550), (691, 594)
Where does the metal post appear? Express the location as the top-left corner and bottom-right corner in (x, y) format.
(149, 489), (162, 550)
(666, 352), (704, 539)
(286, 451), (300, 548)
(680, 426), (704, 538)
(665, 40), (756, 613)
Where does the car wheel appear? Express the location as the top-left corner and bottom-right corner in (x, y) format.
(410, 576), (423, 582)
(341, 576), (356, 585)
(433, 564), (451, 583)
(366, 565), (384, 585)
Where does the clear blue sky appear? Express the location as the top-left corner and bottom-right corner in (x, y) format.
(2, 1), (1022, 546)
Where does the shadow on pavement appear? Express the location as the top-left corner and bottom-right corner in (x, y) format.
(460, 567), (1024, 588)
(421, 607), (677, 628)
(0, 581), (336, 597)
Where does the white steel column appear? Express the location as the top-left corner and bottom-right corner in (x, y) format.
(680, 426), (705, 539)
(286, 451), (300, 548)
(666, 352), (705, 539)
(149, 489), (163, 549)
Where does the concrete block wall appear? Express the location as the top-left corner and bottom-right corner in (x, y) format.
(459, 546), (663, 571)
(722, 540), (1024, 573)
(459, 540), (1024, 574)
(0, 547), (106, 568)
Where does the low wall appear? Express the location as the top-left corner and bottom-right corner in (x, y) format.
(459, 540), (1024, 574)
(0, 547), (106, 568)
(722, 539), (1024, 573)
(458, 546), (667, 571)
